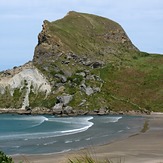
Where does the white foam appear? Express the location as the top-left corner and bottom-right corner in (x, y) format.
(75, 139), (80, 142)
(54, 149), (71, 154)
(85, 137), (91, 141)
(61, 124), (92, 134)
(30, 116), (48, 128)
(43, 141), (57, 146)
(0, 116), (94, 140)
(11, 146), (20, 149)
(103, 116), (122, 123)
(65, 140), (73, 144)
(2, 115), (48, 128)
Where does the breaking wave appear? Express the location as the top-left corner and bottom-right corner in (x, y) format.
(0, 115), (94, 140)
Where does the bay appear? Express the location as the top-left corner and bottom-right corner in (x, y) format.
(0, 114), (145, 155)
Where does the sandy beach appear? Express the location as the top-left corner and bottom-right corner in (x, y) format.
(13, 113), (163, 163)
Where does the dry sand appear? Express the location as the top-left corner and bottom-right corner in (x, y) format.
(13, 114), (163, 163)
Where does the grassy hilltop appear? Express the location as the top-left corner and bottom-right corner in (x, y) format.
(0, 11), (162, 113)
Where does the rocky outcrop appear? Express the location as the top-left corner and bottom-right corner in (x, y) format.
(56, 95), (73, 106)
(52, 94), (73, 115)
(80, 84), (94, 96)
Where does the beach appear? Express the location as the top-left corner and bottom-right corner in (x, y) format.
(12, 113), (163, 163)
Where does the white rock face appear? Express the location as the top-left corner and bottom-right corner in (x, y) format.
(0, 67), (51, 109)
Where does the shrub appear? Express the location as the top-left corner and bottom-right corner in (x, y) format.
(68, 153), (117, 163)
(0, 151), (14, 163)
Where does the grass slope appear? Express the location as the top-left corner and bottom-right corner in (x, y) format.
(67, 54), (163, 112)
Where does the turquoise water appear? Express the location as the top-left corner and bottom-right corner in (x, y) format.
(0, 114), (145, 155)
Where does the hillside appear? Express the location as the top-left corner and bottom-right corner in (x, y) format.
(0, 11), (162, 114)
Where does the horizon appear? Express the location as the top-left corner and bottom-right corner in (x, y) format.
(0, 0), (163, 71)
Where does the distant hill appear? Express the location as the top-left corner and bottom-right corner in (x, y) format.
(0, 11), (162, 114)
(34, 11), (138, 65)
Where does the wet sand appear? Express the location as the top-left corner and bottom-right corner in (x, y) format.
(13, 113), (163, 163)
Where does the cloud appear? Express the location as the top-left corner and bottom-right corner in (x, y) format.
(1, 0), (162, 23)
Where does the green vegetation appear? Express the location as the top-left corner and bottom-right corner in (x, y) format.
(68, 153), (123, 163)
(27, 12), (163, 112)
(29, 90), (56, 108)
(68, 154), (96, 163)
(0, 87), (26, 109)
(67, 74), (84, 85)
(0, 150), (123, 163)
(3, 52), (161, 112)
(64, 53), (162, 112)
(0, 151), (14, 163)
(47, 11), (137, 59)
(34, 11), (139, 69)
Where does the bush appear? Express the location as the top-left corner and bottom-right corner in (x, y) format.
(0, 151), (14, 163)
(68, 153), (116, 163)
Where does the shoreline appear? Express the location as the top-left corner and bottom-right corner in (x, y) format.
(0, 108), (150, 116)
(12, 113), (163, 163)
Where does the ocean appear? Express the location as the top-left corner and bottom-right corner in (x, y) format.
(0, 114), (145, 155)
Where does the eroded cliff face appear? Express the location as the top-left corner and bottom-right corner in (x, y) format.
(0, 62), (51, 109)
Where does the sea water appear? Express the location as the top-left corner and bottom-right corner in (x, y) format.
(0, 114), (145, 155)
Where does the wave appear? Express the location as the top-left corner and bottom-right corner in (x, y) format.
(85, 137), (92, 141)
(65, 140), (73, 144)
(48, 116), (93, 124)
(2, 115), (145, 155)
(102, 116), (122, 123)
(0, 116), (123, 141)
(61, 121), (93, 134)
(44, 141), (57, 146)
(0, 115), (48, 129)
(41, 149), (72, 155)
(0, 116), (94, 141)
(1, 115), (48, 122)
(22, 116), (49, 128)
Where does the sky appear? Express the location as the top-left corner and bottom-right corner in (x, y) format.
(0, 0), (162, 71)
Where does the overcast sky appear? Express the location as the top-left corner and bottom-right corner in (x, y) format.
(0, 0), (162, 71)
